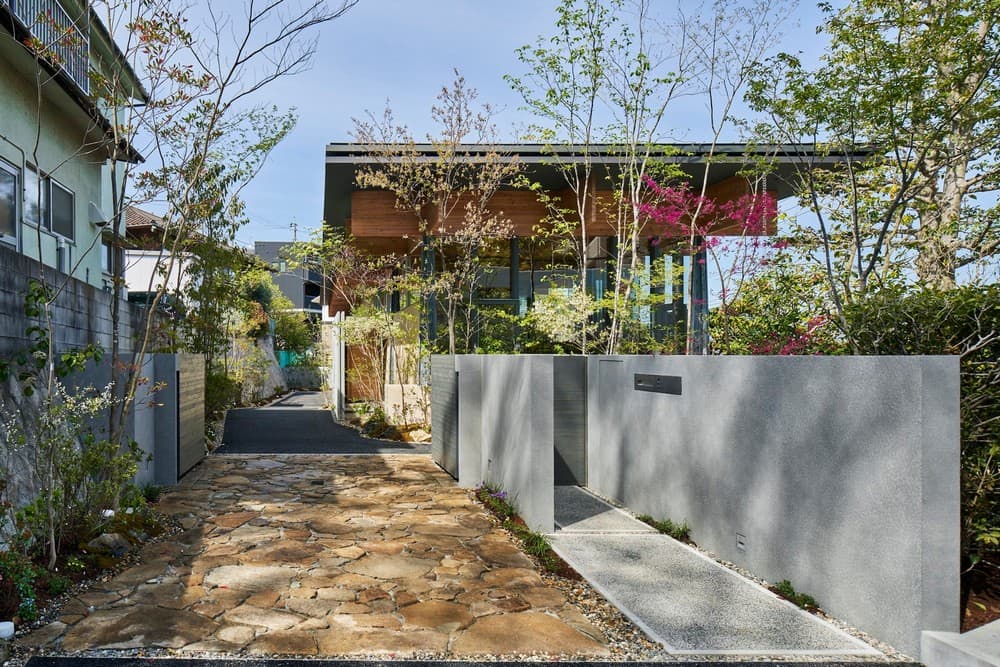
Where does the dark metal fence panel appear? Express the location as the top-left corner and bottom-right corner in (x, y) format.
(431, 355), (458, 478)
(152, 353), (205, 484)
(553, 355), (587, 486)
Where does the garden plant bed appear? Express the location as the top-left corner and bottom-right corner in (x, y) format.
(2, 507), (175, 630)
(472, 484), (580, 581)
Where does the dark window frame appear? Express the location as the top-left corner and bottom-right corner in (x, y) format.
(49, 177), (75, 242)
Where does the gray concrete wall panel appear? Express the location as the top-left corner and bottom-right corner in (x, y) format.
(152, 353), (206, 485)
(477, 355), (554, 533)
(430, 355), (459, 477)
(586, 354), (960, 657)
(456, 355), (483, 487)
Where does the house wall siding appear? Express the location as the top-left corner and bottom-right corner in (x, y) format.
(0, 23), (111, 290)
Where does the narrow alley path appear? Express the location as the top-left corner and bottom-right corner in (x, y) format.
(218, 392), (428, 455)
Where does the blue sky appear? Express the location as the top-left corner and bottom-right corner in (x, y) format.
(234, 0), (832, 249)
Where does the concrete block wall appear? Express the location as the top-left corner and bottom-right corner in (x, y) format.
(586, 355), (960, 658)
(0, 242), (147, 356)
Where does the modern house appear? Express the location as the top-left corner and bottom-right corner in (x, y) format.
(321, 142), (835, 413)
(254, 240), (323, 315)
(0, 0), (146, 291)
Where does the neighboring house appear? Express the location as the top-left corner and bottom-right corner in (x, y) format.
(254, 240), (323, 315)
(0, 0), (145, 290)
(123, 205), (194, 305)
(322, 142), (827, 408)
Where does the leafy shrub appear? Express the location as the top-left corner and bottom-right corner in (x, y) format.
(1, 383), (144, 568)
(141, 483), (163, 504)
(0, 550), (40, 621)
(274, 310), (315, 355)
(772, 579), (819, 610)
(205, 370), (242, 417)
(44, 573), (71, 596)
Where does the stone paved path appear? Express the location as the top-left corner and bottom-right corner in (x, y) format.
(20, 455), (608, 658)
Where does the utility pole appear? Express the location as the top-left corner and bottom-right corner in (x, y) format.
(290, 220), (298, 242)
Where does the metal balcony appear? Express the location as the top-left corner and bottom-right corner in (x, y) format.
(2, 0), (90, 94)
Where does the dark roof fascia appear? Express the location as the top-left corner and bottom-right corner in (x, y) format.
(0, 3), (144, 163)
(325, 142), (874, 166)
(87, 5), (150, 104)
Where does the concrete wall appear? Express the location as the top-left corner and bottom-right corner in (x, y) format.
(450, 355), (555, 532)
(283, 365), (324, 390)
(586, 355), (960, 658)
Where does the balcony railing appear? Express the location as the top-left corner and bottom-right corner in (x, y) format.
(2, 0), (90, 94)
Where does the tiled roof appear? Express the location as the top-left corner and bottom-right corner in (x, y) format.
(125, 205), (164, 230)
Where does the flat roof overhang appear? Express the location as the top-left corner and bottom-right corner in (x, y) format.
(325, 142), (872, 203)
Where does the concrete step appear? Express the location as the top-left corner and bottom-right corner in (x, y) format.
(922, 619), (1000, 667)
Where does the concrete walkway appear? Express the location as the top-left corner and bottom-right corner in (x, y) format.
(550, 486), (882, 658)
(18, 456), (608, 658)
(218, 392), (428, 455)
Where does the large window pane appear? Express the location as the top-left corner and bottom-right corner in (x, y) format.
(0, 162), (17, 242)
(24, 166), (47, 228)
(50, 180), (74, 240)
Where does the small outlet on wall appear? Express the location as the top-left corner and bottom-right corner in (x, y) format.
(736, 533), (747, 551)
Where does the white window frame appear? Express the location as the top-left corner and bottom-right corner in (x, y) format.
(49, 177), (75, 242)
(0, 159), (19, 246)
(24, 164), (48, 229)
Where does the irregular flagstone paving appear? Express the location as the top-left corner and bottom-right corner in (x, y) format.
(20, 454), (609, 658)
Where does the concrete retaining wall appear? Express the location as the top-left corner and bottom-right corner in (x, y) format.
(283, 365), (324, 390)
(586, 355), (960, 657)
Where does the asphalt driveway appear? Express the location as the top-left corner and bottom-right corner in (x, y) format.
(218, 391), (428, 455)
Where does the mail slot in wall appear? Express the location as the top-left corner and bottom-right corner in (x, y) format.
(634, 373), (682, 395)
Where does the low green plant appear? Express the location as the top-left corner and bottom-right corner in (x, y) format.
(475, 483), (515, 522)
(772, 579), (819, 610)
(637, 514), (692, 542)
(64, 556), (86, 574)
(141, 483), (163, 504)
(44, 573), (71, 596)
(474, 483), (565, 575)
(0, 550), (40, 621)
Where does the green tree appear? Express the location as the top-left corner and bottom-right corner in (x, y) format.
(353, 73), (522, 355)
(510, 0), (789, 353)
(748, 0), (1000, 303)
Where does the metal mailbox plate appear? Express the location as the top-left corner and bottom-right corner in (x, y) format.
(634, 373), (682, 395)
